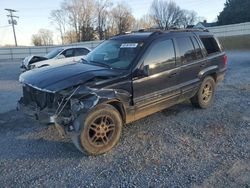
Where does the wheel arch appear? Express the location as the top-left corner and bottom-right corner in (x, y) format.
(199, 65), (218, 82)
(106, 100), (126, 124)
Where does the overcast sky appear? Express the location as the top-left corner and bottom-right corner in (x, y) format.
(0, 0), (226, 46)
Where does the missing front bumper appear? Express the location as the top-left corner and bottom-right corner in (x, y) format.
(17, 100), (59, 124)
(17, 100), (75, 136)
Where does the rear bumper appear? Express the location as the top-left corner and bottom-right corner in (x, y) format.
(217, 67), (227, 82)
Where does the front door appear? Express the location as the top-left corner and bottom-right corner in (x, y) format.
(132, 38), (181, 120)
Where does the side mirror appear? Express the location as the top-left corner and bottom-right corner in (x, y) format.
(57, 54), (65, 59)
(136, 64), (150, 77)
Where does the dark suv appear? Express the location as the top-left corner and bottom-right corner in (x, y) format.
(18, 29), (227, 155)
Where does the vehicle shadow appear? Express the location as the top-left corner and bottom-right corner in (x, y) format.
(0, 101), (194, 160)
(161, 100), (193, 117)
(0, 110), (84, 160)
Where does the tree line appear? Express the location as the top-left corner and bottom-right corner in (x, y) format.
(32, 0), (198, 46)
(218, 0), (250, 26)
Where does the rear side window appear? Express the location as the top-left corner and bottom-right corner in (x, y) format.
(144, 39), (176, 75)
(74, 48), (90, 56)
(62, 49), (74, 57)
(175, 37), (196, 63)
(200, 37), (220, 55)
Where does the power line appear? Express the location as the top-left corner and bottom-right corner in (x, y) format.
(5, 8), (19, 46)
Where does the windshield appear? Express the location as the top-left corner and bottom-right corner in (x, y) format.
(83, 40), (143, 69)
(45, 48), (63, 59)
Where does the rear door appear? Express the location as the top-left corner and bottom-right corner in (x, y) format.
(175, 35), (205, 99)
(133, 38), (181, 119)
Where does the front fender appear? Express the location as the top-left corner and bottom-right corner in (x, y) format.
(70, 88), (131, 132)
(70, 88), (131, 116)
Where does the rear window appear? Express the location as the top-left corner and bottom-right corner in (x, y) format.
(200, 37), (220, 55)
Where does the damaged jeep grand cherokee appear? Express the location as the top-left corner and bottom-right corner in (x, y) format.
(18, 29), (227, 155)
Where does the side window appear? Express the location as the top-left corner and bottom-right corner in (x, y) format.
(175, 37), (196, 64)
(144, 39), (176, 75)
(200, 37), (220, 55)
(62, 49), (74, 57)
(192, 37), (203, 59)
(74, 48), (90, 56)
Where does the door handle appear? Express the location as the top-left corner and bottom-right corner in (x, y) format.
(169, 72), (177, 78)
(200, 63), (206, 67)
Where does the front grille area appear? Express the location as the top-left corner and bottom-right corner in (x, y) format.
(22, 85), (55, 109)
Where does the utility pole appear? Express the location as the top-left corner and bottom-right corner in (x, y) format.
(5, 8), (18, 46)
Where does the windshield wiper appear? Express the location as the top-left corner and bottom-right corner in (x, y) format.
(81, 58), (88, 63)
(89, 60), (111, 68)
(81, 58), (111, 68)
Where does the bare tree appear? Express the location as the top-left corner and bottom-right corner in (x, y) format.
(111, 3), (135, 34)
(105, 12), (117, 38)
(31, 29), (53, 46)
(31, 34), (42, 46)
(50, 9), (67, 44)
(62, 0), (81, 42)
(181, 10), (198, 28)
(49, 0), (200, 42)
(78, 0), (95, 41)
(133, 14), (155, 30)
(95, 0), (113, 40)
(39, 29), (53, 45)
(64, 30), (78, 43)
(61, 0), (95, 42)
(150, 0), (184, 30)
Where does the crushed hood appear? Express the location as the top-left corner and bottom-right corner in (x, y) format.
(22, 55), (48, 68)
(19, 62), (121, 92)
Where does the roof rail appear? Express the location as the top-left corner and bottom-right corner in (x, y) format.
(112, 27), (209, 38)
(168, 28), (209, 32)
(136, 27), (209, 33)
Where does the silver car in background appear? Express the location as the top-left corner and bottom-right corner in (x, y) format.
(21, 46), (91, 71)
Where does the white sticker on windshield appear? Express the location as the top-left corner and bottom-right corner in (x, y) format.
(120, 43), (138, 48)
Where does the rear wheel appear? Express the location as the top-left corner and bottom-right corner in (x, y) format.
(72, 104), (122, 155)
(191, 76), (216, 109)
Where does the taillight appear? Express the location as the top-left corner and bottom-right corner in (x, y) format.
(224, 55), (228, 65)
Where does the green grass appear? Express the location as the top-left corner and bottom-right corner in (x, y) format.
(218, 35), (250, 50)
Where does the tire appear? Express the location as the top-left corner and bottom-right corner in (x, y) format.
(71, 104), (122, 155)
(191, 76), (216, 109)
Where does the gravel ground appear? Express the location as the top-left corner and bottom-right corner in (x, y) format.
(0, 51), (249, 187)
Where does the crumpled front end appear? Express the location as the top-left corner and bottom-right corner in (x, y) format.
(17, 84), (70, 123)
(17, 62), (130, 136)
(17, 83), (101, 136)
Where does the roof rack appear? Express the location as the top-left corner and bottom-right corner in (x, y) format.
(136, 28), (163, 37)
(168, 28), (209, 32)
(136, 27), (209, 33)
(112, 27), (209, 38)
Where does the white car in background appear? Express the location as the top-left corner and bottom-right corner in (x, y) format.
(28, 55), (86, 70)
(21, 46), (91, 71)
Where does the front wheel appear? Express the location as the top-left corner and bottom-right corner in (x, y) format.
(191, 76), (216, 109)
(72, 104), (122, 155)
